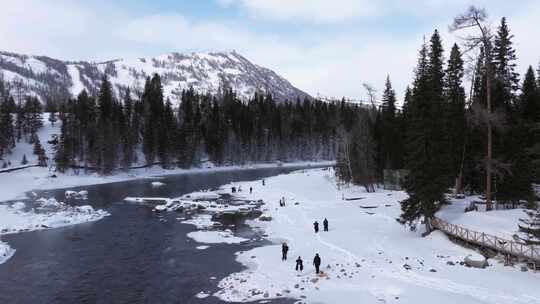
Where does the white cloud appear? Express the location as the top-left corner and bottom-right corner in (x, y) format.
(218, 0), (378, 23)
(0, 0), (539, 102)
(217, 0), (530, 24)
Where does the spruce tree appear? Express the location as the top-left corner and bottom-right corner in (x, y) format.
(379, 76), (398, 171)
(493, 17), (519, 109)
(121, 88), (136, 169)
(33, 138), (47, 167)
(444, 44), (467, 190)
(401, 31), (450, 232)
(496, 67), (536, 204)
(520, 67), (540, 123)
(0, 98), (14, 157)
(97, 75), (118, 174)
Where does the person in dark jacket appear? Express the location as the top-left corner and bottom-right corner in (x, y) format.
(262, 179), (265, 186)
(295, 256), (304, 271)
(313, 253), (321, 274)
(249, 187), (253, 194)
(323, 218), (329, 232)
(313, 221), (319, 233)
(281, 242), (289, 261)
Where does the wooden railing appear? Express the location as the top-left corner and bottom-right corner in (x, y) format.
(432, 217), (540, 263)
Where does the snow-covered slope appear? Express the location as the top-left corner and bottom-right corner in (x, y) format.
(0, 50), (310, 104)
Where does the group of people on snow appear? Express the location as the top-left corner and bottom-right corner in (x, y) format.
(279, 217), (329, 275)
(313, 218), (329, 233)
(231, 185), (243, 193)
(282, 242), (322, 274)
(231, 185), (253, 194)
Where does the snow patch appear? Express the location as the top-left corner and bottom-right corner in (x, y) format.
(195, 291), (211, 299)
(0, 240), (15, 265)
(65, 190), (88, 200)
(151, 181), (166, 188)
(187, 230), (248, 244)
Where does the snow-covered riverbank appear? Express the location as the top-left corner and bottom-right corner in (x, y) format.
(183, 168), (540, 304)
(0, 161), (333, 202)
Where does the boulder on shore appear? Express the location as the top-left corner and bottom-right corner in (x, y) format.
(464, 253), (488, 268)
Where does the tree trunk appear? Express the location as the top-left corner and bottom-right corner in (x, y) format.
(485, 58), (493, 211)
(455, 139), (467, 194)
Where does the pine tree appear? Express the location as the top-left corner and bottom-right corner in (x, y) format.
(379, 76), (398, 172)
(493, 17), (519, 110)
(97, 75), (118, 174)
(33, 138), (47, 167)
(142, 76), (161, 165)
(0, 98), (15, 157)
(121, 88), (136, 169)
(21, 154), (28, 165)
(520, 67), (540, 123)
(444, 44), (467, 191)
(519, 67), (540, 181)
(496, 66), (535, 204)
(401, 31), (450, 232)
(24, 96), (43, 142)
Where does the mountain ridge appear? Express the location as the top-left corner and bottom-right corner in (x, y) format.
(0, 50), (311, 104)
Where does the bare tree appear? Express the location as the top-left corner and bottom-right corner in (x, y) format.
(362, 83), (377, 110)
(450, 6), (495, 210)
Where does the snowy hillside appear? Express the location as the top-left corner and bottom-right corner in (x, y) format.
(0, 50), (310, 104)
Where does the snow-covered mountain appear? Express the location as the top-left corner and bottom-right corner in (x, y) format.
(0, 50), (310, 104)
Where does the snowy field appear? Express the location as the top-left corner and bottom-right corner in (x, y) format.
(180, 168), (540, 304)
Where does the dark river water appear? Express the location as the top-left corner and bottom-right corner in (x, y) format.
(0, 167), (311, 304)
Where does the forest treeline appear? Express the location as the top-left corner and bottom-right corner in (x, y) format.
(0, 72), (369, 174)
(335, 8), (540, 231)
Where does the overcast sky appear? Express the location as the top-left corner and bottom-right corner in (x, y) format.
(1, 0), (539, 101)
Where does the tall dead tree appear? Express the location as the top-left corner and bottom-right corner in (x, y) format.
(362, 83), (377, 110)
(450, 6), (494, 210)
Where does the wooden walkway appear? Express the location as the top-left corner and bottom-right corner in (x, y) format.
(432, 217), (540, 263)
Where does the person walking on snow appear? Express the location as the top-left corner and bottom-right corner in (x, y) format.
(262, 179), (265, 186)
(282, 196), (286, 206)
(323, 218), (329, 232)
(296, 256), (304, 271)
(249, 187), (252, 194)
(313, 221), (319, 233)
(313, 253), (321, 274)
(282, 242), (289, 261)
